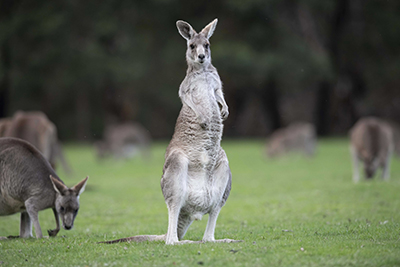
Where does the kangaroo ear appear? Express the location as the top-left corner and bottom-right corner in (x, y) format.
(176, 20), (196, 40)
(49, 175), (68, 195)
(200, 18), (218, 39)
(72, 176), (89, 196)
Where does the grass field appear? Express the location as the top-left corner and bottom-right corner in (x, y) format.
(1, 139), (400, 266)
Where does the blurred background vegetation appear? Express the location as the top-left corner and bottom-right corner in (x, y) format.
(1, 0), (399, 140)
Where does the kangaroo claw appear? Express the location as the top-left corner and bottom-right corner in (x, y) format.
(47, 229), (60, 237)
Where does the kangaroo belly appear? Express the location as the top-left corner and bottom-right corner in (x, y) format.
(182, 165), (227, 219)
(0, 194), (25, 216)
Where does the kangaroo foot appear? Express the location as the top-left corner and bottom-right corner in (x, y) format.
(170, 240), (203, 245)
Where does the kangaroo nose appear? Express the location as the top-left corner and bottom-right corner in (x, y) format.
(64, 225), (72, 230)
(198, 54), (205, 60)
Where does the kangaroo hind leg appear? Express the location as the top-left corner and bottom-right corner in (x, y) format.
(19, 211), (32, 238)
(350, 145), (361, 183)
(203, 152), (241, 243)
(161, 151), (189, 245)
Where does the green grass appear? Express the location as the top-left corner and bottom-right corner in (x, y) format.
(1, 139), (400, 266)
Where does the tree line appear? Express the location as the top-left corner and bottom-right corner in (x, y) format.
(1, 0), (399, 140)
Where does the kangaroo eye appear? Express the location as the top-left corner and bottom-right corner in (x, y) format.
(204, 44), (209, 49)
(60, 206), (65, 213)
(190, 44), (195, 50)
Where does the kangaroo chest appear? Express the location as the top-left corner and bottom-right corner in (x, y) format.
(190, 73), (220, 116)
(174, 70), (224, 156)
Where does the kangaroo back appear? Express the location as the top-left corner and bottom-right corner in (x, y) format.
(3, 111), (72, 173)
(351, 118), (392, 161)
(0, 118), (11, 137)
(0, 137), (59, 198)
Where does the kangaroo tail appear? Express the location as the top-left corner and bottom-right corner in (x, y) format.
(98, 234), (166, 244)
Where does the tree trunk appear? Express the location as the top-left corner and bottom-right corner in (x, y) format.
(261, 79), (281, 131)
(0, 42), (11, 118)
(315, 81), (331, 136)
(0, 0), (15, 118)
(76, 91), (91, 141)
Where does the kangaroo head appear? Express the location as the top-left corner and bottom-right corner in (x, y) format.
(364, 157), (379, 179)
(50, 175), (88, 230)
(176, 19), (218, 67)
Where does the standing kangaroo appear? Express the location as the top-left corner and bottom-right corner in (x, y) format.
(350, 117), (393, 182)
(101, 19), (239, 245)
(0, 138), (88, 238)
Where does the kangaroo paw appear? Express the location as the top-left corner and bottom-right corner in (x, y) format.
(48, 229), (60, 237)
(6, 235), (20, 239)
(220, 108), (229, 121)
(197, 115), (209, 129)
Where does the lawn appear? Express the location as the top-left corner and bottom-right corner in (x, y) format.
(0, 139), (399, 266)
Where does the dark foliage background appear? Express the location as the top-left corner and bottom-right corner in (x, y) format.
(1, 0), (399, 140)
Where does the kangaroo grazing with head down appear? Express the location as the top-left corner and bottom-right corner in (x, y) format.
(0, 138), (88, 238)
(101, 19), (239, 245)
(95, 122), (151, 160)
(267, 122), (316, 158)
(350, 117), (393, 182)
(2, 111), (72, 174)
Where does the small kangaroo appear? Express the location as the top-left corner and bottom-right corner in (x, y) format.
(95, 122), (151, 160)
(349, 117), (394, 182)
(101, 19), (239, 245)
(0, 137), (88, 238)
(2, 111), (72, 174)
(267, 122), (317, 158)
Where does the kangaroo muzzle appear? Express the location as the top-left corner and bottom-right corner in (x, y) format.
(197, 47), (206, 63)
(62, 213), (76, 230)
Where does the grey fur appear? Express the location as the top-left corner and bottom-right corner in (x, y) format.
(267, 122), (317, 157)
(0, 137), (88, 238)
(1, 111), (72, 174)
(160, 18), (235, 245)
(0, 118), (11, 136)
(349, 117), (393, 182)
(95, 122), (151, 160)
(101, 19), (239, 245)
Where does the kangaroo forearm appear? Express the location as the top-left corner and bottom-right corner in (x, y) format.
(181, 94), (208, 124)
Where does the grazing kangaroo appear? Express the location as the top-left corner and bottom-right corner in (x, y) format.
(95, 122), (151, 160)
(0, 118), (11, 136)
(267, 122), (316, 158)
(349, 117), (393, 182)
(0, 138), (88, 238)
(3, 111), (72, 173)
(101, 19), (239, 245)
